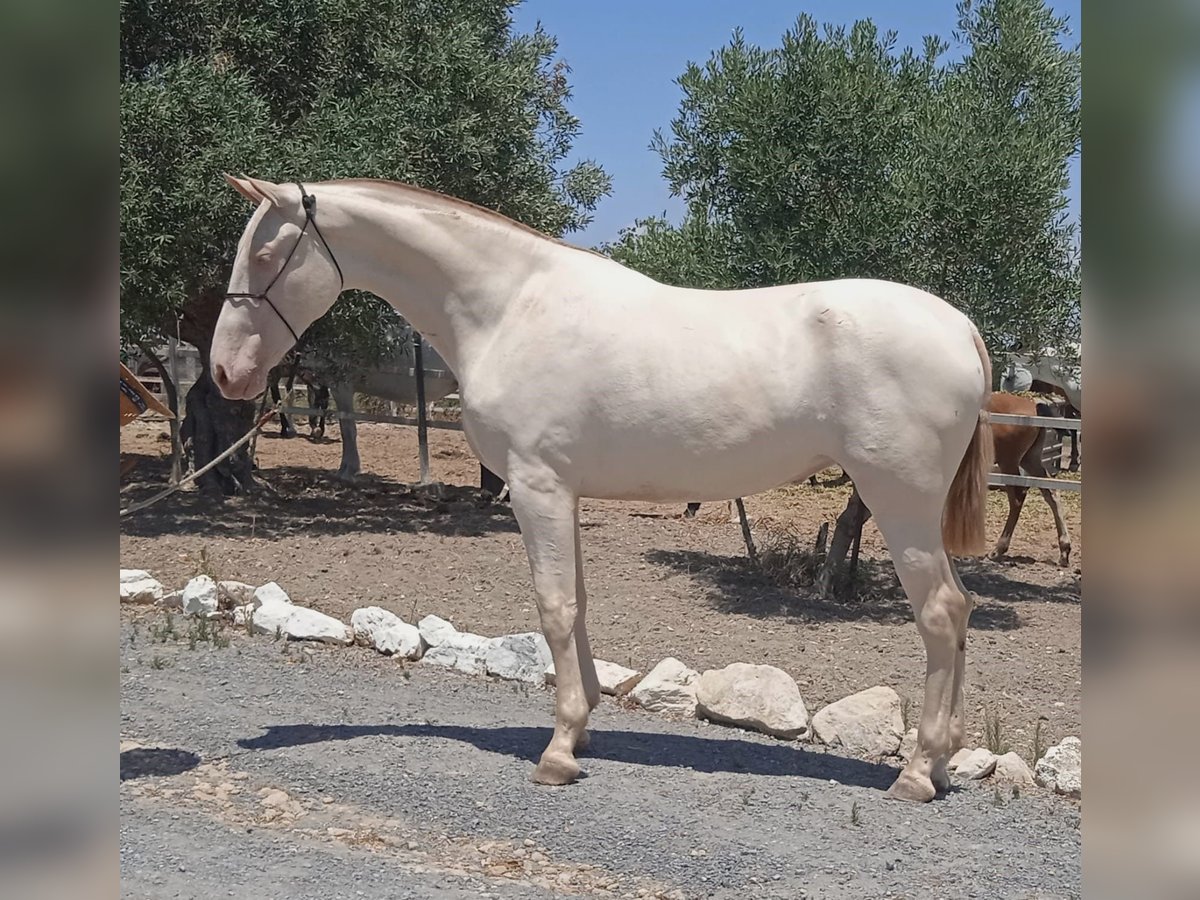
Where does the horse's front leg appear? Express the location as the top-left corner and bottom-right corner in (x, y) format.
(509, 474), (590, 785)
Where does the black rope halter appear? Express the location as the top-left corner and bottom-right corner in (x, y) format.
(223, 181), (343, 344)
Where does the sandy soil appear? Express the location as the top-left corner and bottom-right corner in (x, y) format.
(120, 418), (1081, 750)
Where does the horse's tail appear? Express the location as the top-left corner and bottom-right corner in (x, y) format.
(943, 328), (994, 556)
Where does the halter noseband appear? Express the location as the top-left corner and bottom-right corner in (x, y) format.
(223, 181), (344, 344)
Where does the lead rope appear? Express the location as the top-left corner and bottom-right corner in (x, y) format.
(119, 387), (293, 518)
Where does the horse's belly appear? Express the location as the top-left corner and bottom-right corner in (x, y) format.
(575, 425), (831, 502)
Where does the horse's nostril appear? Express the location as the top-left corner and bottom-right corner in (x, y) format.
(212, 362), (229, 391)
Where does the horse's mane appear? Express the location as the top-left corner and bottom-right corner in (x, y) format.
(329, 178), (607, 259)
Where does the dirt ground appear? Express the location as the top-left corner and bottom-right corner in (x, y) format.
(120, 418), (1081, 750)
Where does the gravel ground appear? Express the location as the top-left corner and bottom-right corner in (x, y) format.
(120, 617), (1081, 899)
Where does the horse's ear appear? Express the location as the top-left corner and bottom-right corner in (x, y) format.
(223, 173), (267, 205)
(222, 173), (289, 207)
(244, 176), (290, 207)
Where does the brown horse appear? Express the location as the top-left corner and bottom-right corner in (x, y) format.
(988, 392), (1072, 567)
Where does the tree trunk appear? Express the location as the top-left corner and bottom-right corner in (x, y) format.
(816, 488), (872, 599)
(177, 293), (259, 496)
(183, 352), (258, 496)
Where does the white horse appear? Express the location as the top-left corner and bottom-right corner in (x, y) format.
(212, 176), (993, 802)
(1002, 345), (1082, 411)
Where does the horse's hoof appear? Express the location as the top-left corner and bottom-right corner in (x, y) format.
(531, 752), (581, 786)
(988, 549), (1006, 562)
(885, 771), (937, 802)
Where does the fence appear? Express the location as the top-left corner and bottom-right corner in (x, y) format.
(986, 412), (1081, 492)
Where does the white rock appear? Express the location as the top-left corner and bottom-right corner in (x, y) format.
(417, 614), (458, 647)
(811, 686), (905, 758)
(595, 660), (643, 695)
(954, 748), (998, 780)
(422, 631), (497, 675)
(241, 589), (350, 644)
(254, 582), (291, 607)
(948, 747), (975, 771)
(485, 633), (551, 683)
(351, 608), (426, 659)
(1035, 736), (1081, 797)
(120, 570), (163, 605)
(181, 575), (220, 618)
(994, 751), (1036, 785)
(545, 659), (643, 696)
(629, 657), (700, 716)
(898, 728), (918, 761)
(376, 623), (424, 659)
(694, 663), (809, 740)
(282, 606), (353, 645)
(217, 581), (257, 608)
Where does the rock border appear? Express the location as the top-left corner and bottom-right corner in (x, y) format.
(121, 569), (1080, 797)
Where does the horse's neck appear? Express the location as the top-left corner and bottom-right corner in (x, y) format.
(335, 190), (555, 377)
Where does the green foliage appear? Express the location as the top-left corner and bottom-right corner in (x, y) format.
(120, 0), (611, 358)
(605, 0), (1080, 354)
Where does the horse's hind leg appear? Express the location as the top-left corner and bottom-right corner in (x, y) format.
(1021, 444), (1072, 567)
(990, 485), (1026, 560)
(572, 516), (601, 752)
(509, 473), (591, 784)
(939, 559), (976, 792)
(858, 482), (969, 802)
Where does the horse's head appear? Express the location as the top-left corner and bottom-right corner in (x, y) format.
(211, 175), (344, 400)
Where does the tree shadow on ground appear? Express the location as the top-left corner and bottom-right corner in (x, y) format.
(119, 456), (518, 540)
(236, 723), (898, 791)
(643, 548), (1066, 631)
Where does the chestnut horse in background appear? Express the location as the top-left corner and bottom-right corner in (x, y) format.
(987, 392), (1072, 567)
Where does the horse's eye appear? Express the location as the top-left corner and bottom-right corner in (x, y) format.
(254, 250), (273, 265)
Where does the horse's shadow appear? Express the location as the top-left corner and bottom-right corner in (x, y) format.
(236, 723), (898, 791)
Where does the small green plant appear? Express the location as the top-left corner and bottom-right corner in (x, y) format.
(1029, 719), (1047, 766)
(1011, 785), (1021, 801)
(186, 616), (230, 650)
(151, 613), (179, 643)
(274, 625), (283, 642)
(992, 787), (1006, 808)
(850, 801), (862, 826)
(900, 696), (914, 731)
(150, 655), (170, 670)
(983, 707), (1010, 755)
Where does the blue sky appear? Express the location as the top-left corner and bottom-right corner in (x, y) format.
(511, 0), (1081, 247)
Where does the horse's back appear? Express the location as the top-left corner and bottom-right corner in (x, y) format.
(462, 273), (987, 500)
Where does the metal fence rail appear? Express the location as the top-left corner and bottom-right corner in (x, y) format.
(280, 405), (465, 432)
